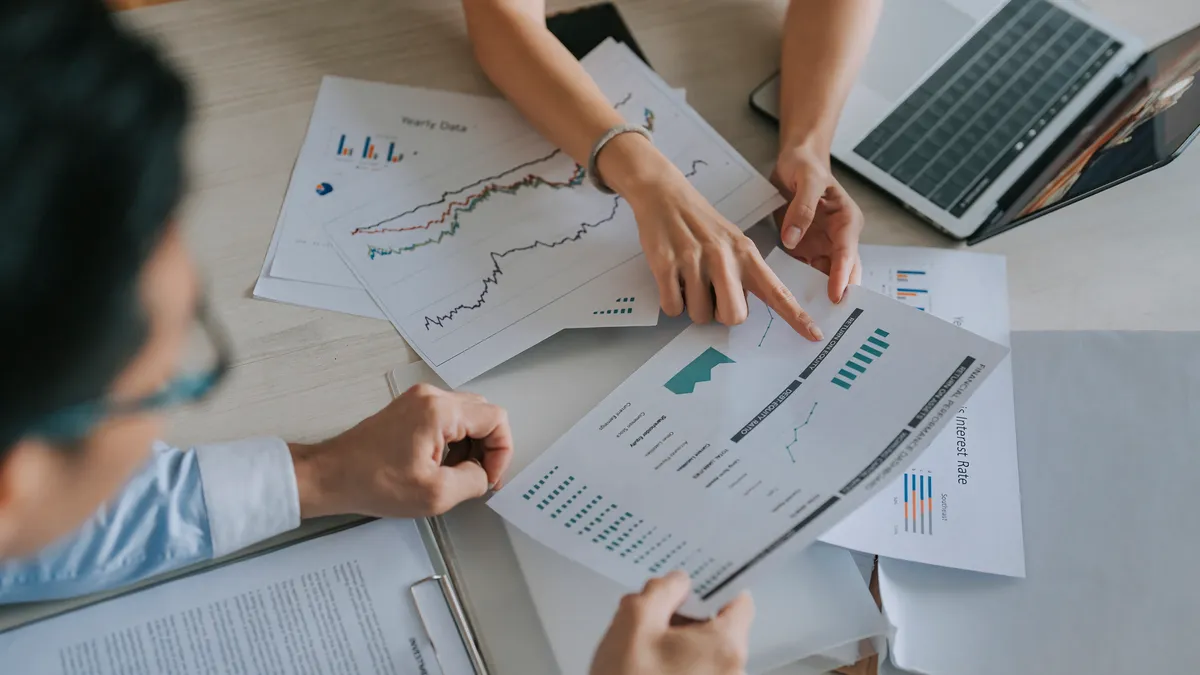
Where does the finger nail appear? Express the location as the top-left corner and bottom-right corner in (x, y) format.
(782, 226), (801, 249)
(808, 323), (824, 341)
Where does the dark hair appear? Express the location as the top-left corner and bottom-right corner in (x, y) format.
(0, 0), (189, 449)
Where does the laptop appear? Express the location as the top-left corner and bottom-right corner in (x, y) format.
(750, 0), (1200, 244)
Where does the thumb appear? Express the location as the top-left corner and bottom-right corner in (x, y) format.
(780, 172), (825, 250)
(635, 571), (693, 626)
(716, 591), (755, 639)
(433, 460), (491, 512)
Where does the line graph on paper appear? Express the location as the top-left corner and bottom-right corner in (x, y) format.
(782, 402), (818, 463)
(320, 50), (779, 380)
(347, 95), (650, 257)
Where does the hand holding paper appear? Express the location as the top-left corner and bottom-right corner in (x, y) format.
(489, 249), (1008, 616)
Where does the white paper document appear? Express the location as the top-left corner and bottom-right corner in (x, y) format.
(269, 78), (524, 289)
(386, 355), (888, 675)
(489, 249), (1009, 616)
(251, 76), (662, 326)
(0, 521), (470, 675)
(252, 77), (520, 318)
(323, 40), (781, 386)
(821, 246), (1025, 577)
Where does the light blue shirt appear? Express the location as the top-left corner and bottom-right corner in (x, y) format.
(0, 437), (300, 604)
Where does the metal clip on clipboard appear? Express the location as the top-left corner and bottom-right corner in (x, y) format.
(386, 370), (491, 674)
(410, 515), (490, 675)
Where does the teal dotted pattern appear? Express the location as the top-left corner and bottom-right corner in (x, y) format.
(695, 561), (735, 596)
(550, 486), (587, 519)
(535, 476), (576, 511)
(525, 473), (739, 593)
(522, 466), (559, 501)
(593, 297), (637, 315)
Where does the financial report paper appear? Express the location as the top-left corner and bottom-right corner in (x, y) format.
(323, 40), (781, 387)
(489, 250), (1009, 616)
(253, 76), (660, 326)
(821, 246), (1026, 577)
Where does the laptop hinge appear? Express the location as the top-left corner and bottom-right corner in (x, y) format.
(991, 61), (1143, 217)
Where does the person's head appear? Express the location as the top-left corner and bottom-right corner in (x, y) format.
(0, 0), (201, 558)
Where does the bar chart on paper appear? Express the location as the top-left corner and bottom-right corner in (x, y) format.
(832, 329), (891, 390)
(894, 269), (932, 313)
(332, 132), (414, 168)
(863, 266), (934, 313)
(902, 471), (935, 536)
(489, 252), (1011, 615)
(822, 245), (1026, 578)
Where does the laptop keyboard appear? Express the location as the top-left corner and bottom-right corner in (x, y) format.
(853, 0), (1122, 217)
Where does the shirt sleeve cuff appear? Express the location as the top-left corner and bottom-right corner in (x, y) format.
(194, 437), (300, 558)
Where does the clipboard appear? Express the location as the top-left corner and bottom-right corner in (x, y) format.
(409, 516), (491, 675)
(0, 511), (492, 667)
(385, 373), (493, 675)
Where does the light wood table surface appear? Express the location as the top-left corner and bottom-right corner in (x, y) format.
(133, 0), (1200, 450)
(17, 0), (1200, 672)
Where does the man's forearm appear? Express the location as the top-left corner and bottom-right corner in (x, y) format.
(0, 439), (299, 604)
(779, 0), (882, 157)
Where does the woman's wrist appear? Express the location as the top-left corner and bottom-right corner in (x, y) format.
(594, 131), (678, 200)
(778, 135), (832, 172)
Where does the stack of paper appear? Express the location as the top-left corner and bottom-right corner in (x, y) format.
(822, 246), (1026, 578)
(489, 250), (1009, 616)
(255, 40), (782, 386)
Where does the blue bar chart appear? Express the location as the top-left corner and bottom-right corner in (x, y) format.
(903, 471), (933, 535)
(894, 269), (932, 312)
(332, 132), (406, 166)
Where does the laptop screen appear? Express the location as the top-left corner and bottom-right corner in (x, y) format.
(993, 23), (1200, 229)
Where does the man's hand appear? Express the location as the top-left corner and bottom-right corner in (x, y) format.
(590, 571), (755, 675)
(289, 384), (514, 519)
(771, 145), (864, 303)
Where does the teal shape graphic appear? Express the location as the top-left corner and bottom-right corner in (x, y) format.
(664, 347), (735, 395)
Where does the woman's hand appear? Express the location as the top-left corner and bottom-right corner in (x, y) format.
(600, 133), (824, 341)
(771, 144), (864, 303)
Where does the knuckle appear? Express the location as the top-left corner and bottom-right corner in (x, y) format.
(699, 240), (726, 262)
(793, 203), (817, 222)
(406, 382), (438, 399)
(492, 405), (510, 428)
(423, 481), (453, 513)
(618, 593), (646, 619)
(648, 253), (676, 276)
(731, 236), (759, 259)
(770, 280), (795, 303)
(679, 245), (703, 270)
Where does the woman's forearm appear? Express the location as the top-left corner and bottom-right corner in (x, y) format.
(462, 0), (649, 176)
(779, 0), (882, 157)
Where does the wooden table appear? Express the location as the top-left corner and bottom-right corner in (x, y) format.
(23, 0), (1200, 672)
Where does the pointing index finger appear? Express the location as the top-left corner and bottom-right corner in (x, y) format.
(747, 260), (823, 341)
